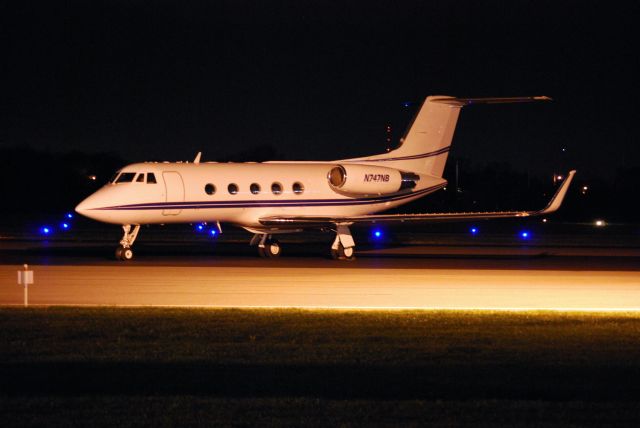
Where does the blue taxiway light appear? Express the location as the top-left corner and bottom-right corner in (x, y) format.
(372, 229), (383, 239)
(61, 223), (70, 230)
(66, 213), (73, 219)
(470, 227), (478, 234)
(210, 229), (218, 237)
(196, 224), (204, 232)
(41, 226), (51, 235)
(520, 231), (530, 239)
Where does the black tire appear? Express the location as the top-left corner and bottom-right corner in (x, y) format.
(115, 245), (133, 261)
(264, 239), (281, 258)
(331, 243), (355, 260)
(122, 247), (134, 261)
(340, 245), (355, 260)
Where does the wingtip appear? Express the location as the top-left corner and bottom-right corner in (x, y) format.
(538, 169), (576, 215)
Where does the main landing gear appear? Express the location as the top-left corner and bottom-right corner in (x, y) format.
(115, 224), (140, 261)
(250, 224), (356, 260)
(330, 224), (356, 260)
(251, 234), (282, 258)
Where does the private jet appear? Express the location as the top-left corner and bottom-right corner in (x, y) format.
(75, 95), (576, 260)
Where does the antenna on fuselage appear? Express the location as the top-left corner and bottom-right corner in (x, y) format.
(193, 152), (202, 164)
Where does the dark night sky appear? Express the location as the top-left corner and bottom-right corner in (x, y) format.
(2, 1), (638, 180)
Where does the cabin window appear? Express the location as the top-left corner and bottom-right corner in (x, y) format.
(292, 182), (304, 194)
(250, 183), (261, 194)
(147, 173), (157, 184)
(228, 183), (239, 195)
(271, 182), (283, 195)
(136, 173), (145, 182)
(116, 172), (136, 183)
(205, 183), (216, 195)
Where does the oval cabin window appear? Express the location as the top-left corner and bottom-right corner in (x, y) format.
(228, 183), (239, 195)
(250, 183), (261, 194)
(271, 182), (283, 195)
(292, 182), (304, 194)
(205, 183), (216, 195)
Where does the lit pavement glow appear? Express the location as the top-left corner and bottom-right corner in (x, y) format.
(1, 265), (639, 310)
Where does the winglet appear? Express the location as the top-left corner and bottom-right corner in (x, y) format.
(538, 170), (576, 215)
(193, 151), (202, 164)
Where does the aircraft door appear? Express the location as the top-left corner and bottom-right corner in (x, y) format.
(162, 171), (185, 216)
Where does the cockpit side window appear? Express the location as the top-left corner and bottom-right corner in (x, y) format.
(147, 173), (157, 184)
(109, 171), (121, 183)
(116, 172), (136, 183)
(136, 173), (145, 182)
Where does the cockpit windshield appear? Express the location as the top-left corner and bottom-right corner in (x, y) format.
(115, 172), (136, 183)
(109, 171), (121, 183)
(110, 170), (156, 184)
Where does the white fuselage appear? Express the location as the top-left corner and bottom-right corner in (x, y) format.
(73, 95), (558, 261)
(75, 161), (446, 230)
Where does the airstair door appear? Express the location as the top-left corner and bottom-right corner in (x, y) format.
(162, 171), (185, 216)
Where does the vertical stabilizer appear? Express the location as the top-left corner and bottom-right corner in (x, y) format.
(341, 95), (551, 177)
(393, 96), (462, 176)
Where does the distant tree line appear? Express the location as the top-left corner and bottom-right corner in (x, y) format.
(0, 147), (636, 225)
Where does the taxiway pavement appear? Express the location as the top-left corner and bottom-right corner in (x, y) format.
(1, 239), (639, 310)
(1, 262), (639, 310)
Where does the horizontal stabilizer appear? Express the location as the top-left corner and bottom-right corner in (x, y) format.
(431, 96), (552, 106)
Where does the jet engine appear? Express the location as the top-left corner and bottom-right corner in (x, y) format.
(327, 164), (419, 196)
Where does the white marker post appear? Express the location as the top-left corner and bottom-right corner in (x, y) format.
(17, 264), (34, 307)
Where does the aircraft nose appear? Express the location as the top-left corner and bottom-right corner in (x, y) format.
(75, 192), (105, 221)
(75, 188), (121, 224)
(75, 198), (92, 218)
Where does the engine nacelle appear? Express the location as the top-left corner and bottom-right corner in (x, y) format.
(327, 164), (419, 196)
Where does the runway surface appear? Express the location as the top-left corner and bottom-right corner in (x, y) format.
(1, 258), (640, 311)
(1, 237), (639, 309)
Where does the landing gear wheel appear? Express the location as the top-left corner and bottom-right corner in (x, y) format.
(115, 245), (134, 261)
(263, 239), (281, 258)
(331, 243), (355, 260)
(122, 247), (134, 261)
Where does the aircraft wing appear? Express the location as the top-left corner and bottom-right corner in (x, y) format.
(259, 170), (576, 228)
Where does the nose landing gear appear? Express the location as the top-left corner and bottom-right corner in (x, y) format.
(115, 224), (140, 261)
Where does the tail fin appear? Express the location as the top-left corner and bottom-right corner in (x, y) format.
(342, 95), (551, 177)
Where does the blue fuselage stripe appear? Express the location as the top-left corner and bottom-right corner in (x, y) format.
(351, 146), (450, 163)
(92, 184), (445, 211)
